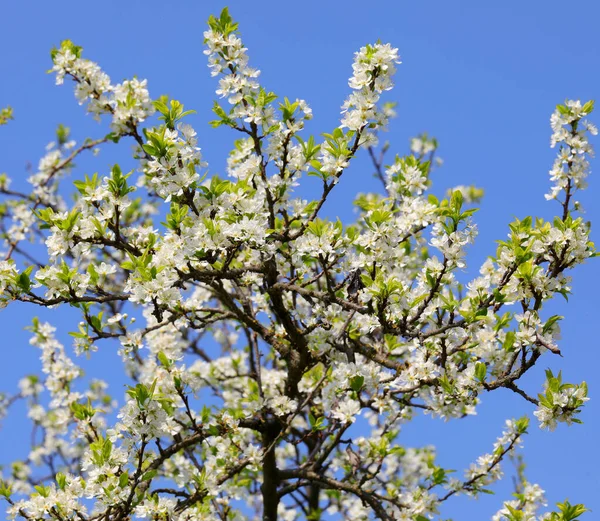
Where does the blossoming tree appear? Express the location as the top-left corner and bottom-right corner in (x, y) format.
(0, 7), (596, 521)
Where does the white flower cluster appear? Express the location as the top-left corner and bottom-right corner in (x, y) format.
(341, 43), (400, 132)
(51, 40), (154, 133)
(546, 99), (597, 202)
(534, 370), (589, 431)
(144, 123), (206, 201)
(0, 137), (75, 258)
(35, 262), (90, 300)
(411, 133), (437, 157)
(204, 29), (259, 104)
(0, 260), (19, 298)
(266, 98), (314, 178)
(203, 9), (274, 129)
(386, 155), (429, 198)
(29, 321), (82, 408)
(493, 482), (547, 521)
(460, 419), (527, 497)
(29, 139), (75, 202)
(430, 219), (477, 269)
(7, 473), (86, 520)
(111, 78), (154, 134)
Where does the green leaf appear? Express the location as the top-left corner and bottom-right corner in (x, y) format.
(118, 471), (129, 488)
(101, 438), (112, 462)
(503, 331), (516, 352)
(34, 485), (51, 497)
(0, 106), (14, 126)
(474, 362), (487, 383)
(141, 470), (158, 481)
(542, 315), (563, 335)
(582, 100), (595, 115)
(555, 500), (588, 521)
(16, 266), (34, 292)
(56, 123), (70, 145)
(0, 479), (12, 498)
(349, 375), (365, 392)
(55, 473), (67, 490)
(514, 416), (529, 435)
(157, 351), (172, 368)
(201, 405), (211, 424)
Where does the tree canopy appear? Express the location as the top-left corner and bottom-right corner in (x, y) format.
(0, 7), (596, 521)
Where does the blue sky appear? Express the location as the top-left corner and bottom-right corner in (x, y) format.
(1, 1), (599, 519)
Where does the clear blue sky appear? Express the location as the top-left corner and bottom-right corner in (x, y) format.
(1, 1), (599, 519)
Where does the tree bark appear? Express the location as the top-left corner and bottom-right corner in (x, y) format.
(261, 419), (281, 521)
